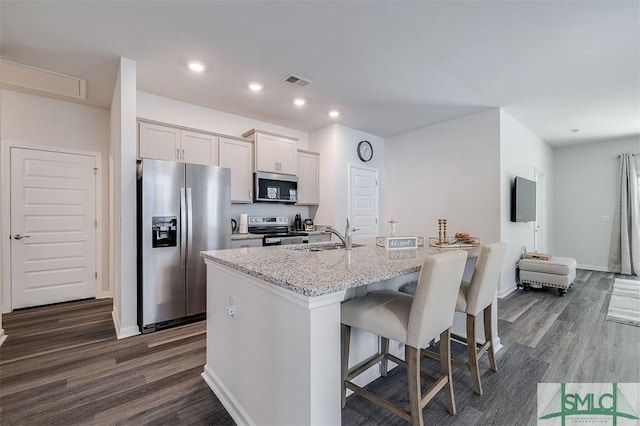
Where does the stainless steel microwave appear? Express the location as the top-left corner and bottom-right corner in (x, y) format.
(254, 171), (298, 203)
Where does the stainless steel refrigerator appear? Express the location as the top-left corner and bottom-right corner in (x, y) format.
(137, 159), (230, 333)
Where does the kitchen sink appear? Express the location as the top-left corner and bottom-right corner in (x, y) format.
(288, 243), (363, 252)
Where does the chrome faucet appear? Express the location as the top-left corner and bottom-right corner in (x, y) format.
(322, 218), (359, 250)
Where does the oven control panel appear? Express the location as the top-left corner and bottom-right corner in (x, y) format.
(248, 216), (289, 226)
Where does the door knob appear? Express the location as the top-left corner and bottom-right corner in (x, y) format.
(13, 234), (30, 240)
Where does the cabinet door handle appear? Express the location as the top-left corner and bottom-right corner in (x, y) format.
(181, 149), (185, 161)
(176, 148), (180, 159)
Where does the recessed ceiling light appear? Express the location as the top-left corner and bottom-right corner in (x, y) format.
(570, 128), (581, 133)
(293, 98), (306, 106)
(328, 110), (340, 118)
(248, 82), (263, 92)
(188, 61), (205, 72)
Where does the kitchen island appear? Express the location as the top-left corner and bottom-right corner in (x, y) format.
(200, 241), (489, 425)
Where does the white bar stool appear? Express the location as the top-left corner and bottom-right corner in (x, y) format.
(403, 242), (507, 396)
(341, 250), (467, 426)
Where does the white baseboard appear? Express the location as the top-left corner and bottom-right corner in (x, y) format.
(494, 336), (503, 353)
(202, 364), (254, 426)
(112, 310), (140, 339)
(578, 264), (616, 273)
(0, 328), (6, 346)
(498, 284), (518, 298)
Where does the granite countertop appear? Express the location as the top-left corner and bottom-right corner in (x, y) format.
(202, 239), (469, 297)
(231, 233), (263, 240)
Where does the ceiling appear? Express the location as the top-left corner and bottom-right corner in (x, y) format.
(1, 1), (638, 147)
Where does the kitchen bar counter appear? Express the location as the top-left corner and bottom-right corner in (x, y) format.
(201, 240), (486, 426)
(202, 240), (439, 296)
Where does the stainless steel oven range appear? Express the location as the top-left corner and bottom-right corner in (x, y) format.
(248, 216), (308, 246)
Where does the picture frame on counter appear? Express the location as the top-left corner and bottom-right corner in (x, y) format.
(385, 237), (418, 250)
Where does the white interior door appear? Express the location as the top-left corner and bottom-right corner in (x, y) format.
(10, 148), (97, 309)
(349, 164), (379, 240)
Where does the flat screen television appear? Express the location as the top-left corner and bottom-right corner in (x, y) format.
(511, 176), (536, 222)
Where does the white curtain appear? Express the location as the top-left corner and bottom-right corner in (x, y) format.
(609, 153), (640, 275)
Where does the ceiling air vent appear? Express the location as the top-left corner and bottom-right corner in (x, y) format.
(283, 74), (312, 87)
(0, 59), (86, 100)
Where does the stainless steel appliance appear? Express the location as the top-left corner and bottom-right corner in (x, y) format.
(248, 215), (308, 246)
(254, 172), (298, 203)
(137, 159), (231, 333)
(304, 218), (314, 231)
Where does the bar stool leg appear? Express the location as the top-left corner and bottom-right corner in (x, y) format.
(341, 324), (351, 408)
(483, 305), (497, 372)
(440, 328), (456, 415)
(406, 345), (423, 426)
(466, 314), (482, 395)
(380, 337), (389, 377)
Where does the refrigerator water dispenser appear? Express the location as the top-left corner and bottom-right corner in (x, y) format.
(152, 216), (177, 248)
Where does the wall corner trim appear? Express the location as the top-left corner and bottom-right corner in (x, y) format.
(112, 310), (140, 339)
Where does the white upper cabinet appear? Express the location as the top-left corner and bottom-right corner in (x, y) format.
(139, 122), (218, 166)
(181, 130), (218, 166)
(276, 137), (297, 174)
(297, 150), (319, 205)
(219, 137), (253, 203)
(243, 129), (298, 175)
(139, 122), (179, 161)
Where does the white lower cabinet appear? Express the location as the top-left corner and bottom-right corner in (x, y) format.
(219, 137), (253, 203)
(230, 238), (262, 248)
(307, 233), (331, 243)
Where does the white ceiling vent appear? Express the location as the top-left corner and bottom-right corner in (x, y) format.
(0, 59), (86, 100)
(283, 74), (312, 87)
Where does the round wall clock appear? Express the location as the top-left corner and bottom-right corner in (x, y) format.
(357, 140), (373, 162)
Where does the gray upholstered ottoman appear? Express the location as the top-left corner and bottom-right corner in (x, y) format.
(518, 256), (577, 296)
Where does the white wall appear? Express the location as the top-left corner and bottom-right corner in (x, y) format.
(499, 110), (553, 296)
(383, 110), (501, 244)
(110, 58), (139, 338)
(0, 89), (111, 307)
(309, 124), (384, 228)
(553, 136), (640, 270)
(110, 72), (122, 335)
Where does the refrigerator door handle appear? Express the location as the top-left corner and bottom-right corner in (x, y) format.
(186, 187), (193, 269)
(180, 187), (186, 270)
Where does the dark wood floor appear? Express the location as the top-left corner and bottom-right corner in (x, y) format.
(1, 270), (638, 425)
(0, 299), (233, 425)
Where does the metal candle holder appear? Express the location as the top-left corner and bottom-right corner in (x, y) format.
(438, 219), (447, 243)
